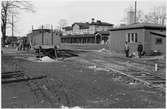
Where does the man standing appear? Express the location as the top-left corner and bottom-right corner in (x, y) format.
(54, 45), (58, 59)
(137, 42), (143, 58)
(124, 41), (129, 57)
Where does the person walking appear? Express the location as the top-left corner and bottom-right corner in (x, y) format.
(124, 41), (130, 57)
(137, 42), (143, 58)
(54, 45), (58, 59)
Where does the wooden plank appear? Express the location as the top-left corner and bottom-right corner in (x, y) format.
(2, 75), (47, 84)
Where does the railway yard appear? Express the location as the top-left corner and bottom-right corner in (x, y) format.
(2, 48), (166, 108)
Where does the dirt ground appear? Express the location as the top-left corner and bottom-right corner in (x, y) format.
(1, 48), (165, 108)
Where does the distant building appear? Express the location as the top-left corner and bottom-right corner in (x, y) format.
(108, 23), (166, 55)
(127, 8), (135, 25)
(61, 18), (114, 44)
(27, 28), (61, 48)
(6, 36), (18, 45)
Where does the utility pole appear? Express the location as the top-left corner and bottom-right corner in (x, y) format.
(42, 25), (44, 45)
(32, 25), (34, 31)
(12, 15), (14, 37)
(30, 25), (33, 48)
(134, 0), (137, 23)
(51, 25), (53, 45)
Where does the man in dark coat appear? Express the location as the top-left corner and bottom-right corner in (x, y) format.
(137, 42), (143, 58)
(54, 45), (58, 59)
(124, 41), (130, 57)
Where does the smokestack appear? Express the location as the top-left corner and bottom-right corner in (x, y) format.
(134, 1), (137, 23)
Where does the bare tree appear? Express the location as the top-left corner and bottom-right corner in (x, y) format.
(144, 6), (166, 25)
(58, 19), (68, 31)
(1, 1), (34, 46)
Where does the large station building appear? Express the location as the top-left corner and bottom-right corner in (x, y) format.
(61, 18), (114, 44)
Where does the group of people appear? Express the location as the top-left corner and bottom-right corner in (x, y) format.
(124, 41), (143, 58)
(17, 39), (31, 51)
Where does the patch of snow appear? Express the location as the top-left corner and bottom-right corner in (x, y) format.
(60, 105), (83, 109)
(97, 48), (112, 54)
(97, 48), (106, 52)
(39, 56), (56, 62)
(88, 65), (109, 71)
(88, 65), (96, 69)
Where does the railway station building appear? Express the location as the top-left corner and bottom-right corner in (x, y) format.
(61, 18), (113, 44)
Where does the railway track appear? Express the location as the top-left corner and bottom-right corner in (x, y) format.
(107, 56), (165, 68)
(2, 51), (85, 107)
(86, 58), (166, 92)
(2, 69), (80, 107)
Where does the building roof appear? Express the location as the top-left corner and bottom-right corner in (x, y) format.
(95, 31), (110, 35)
(72, 23), (89, 29)
(63, 26), (73, 31)
(61, 34), (94, 38)
(109, 23), (166, 31)
(63, 20), (114, 31)
(90, 21), (114, 26)
(150, 31), (166, 37)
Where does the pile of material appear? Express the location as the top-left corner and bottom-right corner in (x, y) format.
(39, 56), (56, 62)
(97, 48), (112, 55)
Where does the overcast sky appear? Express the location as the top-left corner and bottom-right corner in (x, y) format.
(9, 0), (166, 36)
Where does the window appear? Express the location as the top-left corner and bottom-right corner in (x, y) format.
(155, 38), (162, 44)
(127, 33), (138, 43)
(135, 33), (138, 42)
(128, 33), (131, 42)
(131, 33), (134, 42)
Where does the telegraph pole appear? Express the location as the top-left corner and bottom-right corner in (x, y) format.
(12, 15), (14, 37)
(42, 25), (44, 45)
(51, 25), (53, 45)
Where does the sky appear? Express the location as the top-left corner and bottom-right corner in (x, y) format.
(7, 0), (166, 36)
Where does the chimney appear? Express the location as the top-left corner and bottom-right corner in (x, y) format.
(91, 18), (95, 23)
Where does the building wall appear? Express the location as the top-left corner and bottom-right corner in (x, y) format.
(73, 24), (80, 35)
(95, 26), (112, 31)
(63, 24), (113, 35)
(88, 25), (96, 34)
(143, 30), (152, 54)
(144, 29), (166, 54)
(109, 28), (166, 55)
(63, 30), (73, 35)
(109, 29), (145, 53)
(150, 33), (166, 54)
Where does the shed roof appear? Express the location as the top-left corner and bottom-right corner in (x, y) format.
(109, 23), (166, 31)
(150, 31), (166, 37)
